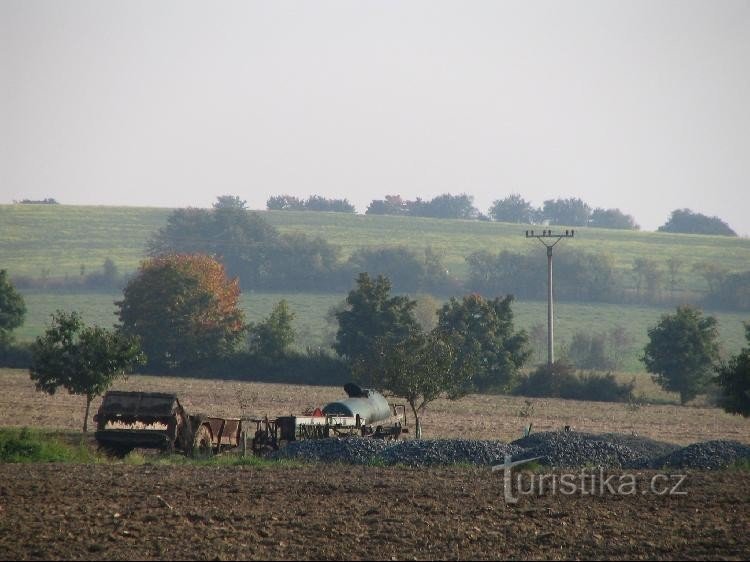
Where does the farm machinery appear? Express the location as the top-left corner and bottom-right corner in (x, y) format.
(93, 383), (408, 456)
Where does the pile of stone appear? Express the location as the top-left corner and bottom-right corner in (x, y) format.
(268, 431), (750, 470)
(654, 440), (750, 470)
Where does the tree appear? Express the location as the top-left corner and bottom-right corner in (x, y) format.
(247, 300), (296, 360)
(303, 195), (356, 213)
(410, 193), (478, 219)
(29, 311), (144, 432)
(436, 294), (530, 392)
(567, 331), (615, 371)
(365, 195), (408, 215)
(346, 247), (422, 293)
(0, 269), (26, 347)
(704, 270), (750, 311)
(118, 254), (246, 371)
(354, 329), (476, 439)
(658, 208), (736, 236)
(589, 208), (639, 230)
(334, 273), (420, 364)
(608, 325), (634, 370)
(666, 257), (684, 298)
(488, 194), (536, 223)
(542, 198), (591, 226)
(641, 305), (721, 404)
(148, 200), (343, 291)
(267, 195), (304, 211)
(632, 258), (663, 301)
(213, 195), (247, 210)
(715, 323), (750, 417)
(693, 262), (729, 294)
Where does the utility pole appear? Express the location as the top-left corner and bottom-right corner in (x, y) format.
(525, 229), (575, 367)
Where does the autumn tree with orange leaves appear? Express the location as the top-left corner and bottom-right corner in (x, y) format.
(117, 254), (247, 371)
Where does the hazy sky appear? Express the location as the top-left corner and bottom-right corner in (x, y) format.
(2, 0), (749, 234)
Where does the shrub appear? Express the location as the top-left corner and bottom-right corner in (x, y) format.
(513, 362), (635, 403)
(0, 428), (95, 463)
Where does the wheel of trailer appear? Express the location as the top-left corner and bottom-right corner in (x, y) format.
(191, 424), (214, 458)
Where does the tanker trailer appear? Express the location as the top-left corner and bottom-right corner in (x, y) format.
(321, 383), (393, 425)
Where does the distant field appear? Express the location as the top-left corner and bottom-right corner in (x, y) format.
(2, 204), (750, 292)
(17, 290), (749, 375)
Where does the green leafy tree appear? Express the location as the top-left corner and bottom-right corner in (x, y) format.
(303, 195), (356, 213)
(118, 254), (247, 371)
(365, 195), (408, 215)
(489, 194), (536, 223)
(589, 208), (639, 230)
(641, 305), (721, 404)
(213, 195), (248, 210)
(248, 300), (296, 360)
(632, 258), (663, 300)
(267, 195), (304, 210)
(334, 273), (420, 363)
(355, 330), (476, 439)
(436, 294), (530, 392)
(666, 257), (684, 298)
(715, 323), (750, 417)
(658, 208), (736, 236)
(29, 311), (145, 432)
(412, 193), (478, 219)
(542, 197), (591, 226)
(0, 269), (26, 347)
(567, 331), (615, 371)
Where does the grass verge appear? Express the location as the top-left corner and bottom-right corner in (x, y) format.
(0, 427), (97, 463)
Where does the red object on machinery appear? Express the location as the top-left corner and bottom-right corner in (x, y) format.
(311, 407), (324, 417)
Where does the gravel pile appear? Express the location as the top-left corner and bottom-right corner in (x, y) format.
(511, 431), (646, 469)
(270, 437), (390, 465)
(267, 432), (750, 470)
(654, 440), (750, 470)
(511, 431), (682, 469)
(377, 439), (524, 467)
(595, 433), (681, 461)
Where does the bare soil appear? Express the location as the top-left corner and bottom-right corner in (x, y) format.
(2, 369), (750, 560)
(0, 463), (748, 560)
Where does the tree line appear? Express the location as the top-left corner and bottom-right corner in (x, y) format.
(266, 191), (737, 236)
(125, 196), (750, 310)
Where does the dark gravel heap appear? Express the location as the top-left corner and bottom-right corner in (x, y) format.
(270, 437), (390, 465)
(596, 433), (681, 461)
(511, 431), (646, 469)
(654, 440), (750, 470)
(377, 439), (524, 467)
(266, 432), (750, 470)
(511, 431), (682, 469)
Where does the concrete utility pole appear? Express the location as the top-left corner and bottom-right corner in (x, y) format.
(525, 229), (575, 366)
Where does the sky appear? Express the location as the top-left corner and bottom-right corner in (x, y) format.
(1, 0), (749, 234)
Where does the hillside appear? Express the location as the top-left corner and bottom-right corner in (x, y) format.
(2, 204), (749, 293)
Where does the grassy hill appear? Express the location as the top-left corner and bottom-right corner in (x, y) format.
(2, 204), (750, 292)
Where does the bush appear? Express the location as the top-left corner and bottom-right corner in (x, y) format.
(0, 341), (33, 368)
(576, 372), (635, 402)
(158, 349), (352, 387)
(0, 428), (95, 463)
(513, 362), (635, 403)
